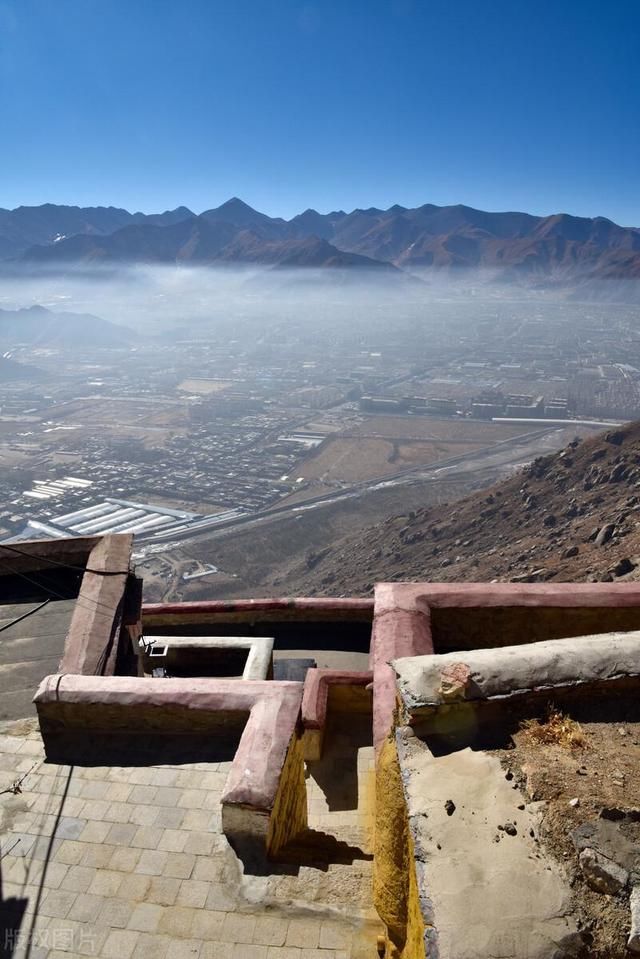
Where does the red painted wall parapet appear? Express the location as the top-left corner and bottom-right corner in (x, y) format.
(34, 674), (305, 861)
(142, 596), (374, 626)
(301, 668), (373, 760)
(386, 582), (640, 609)
(371, 584), (434, 752)
(370, 581), (640, 753)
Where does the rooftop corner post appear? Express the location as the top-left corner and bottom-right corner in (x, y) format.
(57, 532), (142, 676)
(370, 583), (434, 753)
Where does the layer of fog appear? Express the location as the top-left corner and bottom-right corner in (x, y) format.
(0, 262), (549, 337)
(1, 263), (638, 351)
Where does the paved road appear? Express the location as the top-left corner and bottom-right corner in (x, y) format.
(158, 424), (574, 549)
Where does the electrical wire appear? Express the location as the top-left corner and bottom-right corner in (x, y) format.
(0, 541), (130, 576)
(0, 559), (126, 674)
(0, 543), (136, 676)
(0, 556), (127, 619)
(0, 598), (50, 633)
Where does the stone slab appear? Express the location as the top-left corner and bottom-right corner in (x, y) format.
(393, 630), (640, 715)
(396, 729), (583, 959)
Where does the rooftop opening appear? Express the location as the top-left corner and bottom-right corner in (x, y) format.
(142, 617), (372, 651)
(430, 604), (640, 652)
(142, 599), (374, 673)
(142, 644), (251, 679)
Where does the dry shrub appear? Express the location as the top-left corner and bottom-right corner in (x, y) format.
(521, 707), (587, 749)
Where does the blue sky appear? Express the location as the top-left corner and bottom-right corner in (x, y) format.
(1, 0), (639, 224)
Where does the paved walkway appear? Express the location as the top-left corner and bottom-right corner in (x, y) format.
(0, 716), (379, 958)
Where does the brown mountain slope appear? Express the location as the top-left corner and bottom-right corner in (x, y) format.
(12, 200), (640, 295)
(289, 421), (640, 595)
(0, 203), (194, 253)
(20, 218), (396, 272)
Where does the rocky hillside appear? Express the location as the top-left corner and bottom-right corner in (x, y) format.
(291, 421), (640, 595)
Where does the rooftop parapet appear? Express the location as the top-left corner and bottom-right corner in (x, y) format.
(34, 674), (306, 862)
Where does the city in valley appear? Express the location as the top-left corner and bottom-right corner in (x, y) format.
(2, 267), (639, 601)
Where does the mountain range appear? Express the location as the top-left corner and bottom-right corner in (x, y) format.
(0, 305), (132, 350)
(2, 198), (640, 291)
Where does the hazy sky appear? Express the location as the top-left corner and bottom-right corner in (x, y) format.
(1, 0), (639, 224)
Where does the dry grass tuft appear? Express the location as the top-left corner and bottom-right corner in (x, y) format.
(521, 707), (587, 749)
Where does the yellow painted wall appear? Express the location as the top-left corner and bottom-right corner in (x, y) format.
(267, 732), (308, 857)
(373, 735), (428, 959)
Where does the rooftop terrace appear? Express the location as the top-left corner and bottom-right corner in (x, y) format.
(1, 535), (640, 958)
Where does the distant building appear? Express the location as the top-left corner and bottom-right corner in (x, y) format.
(359, 396), (409, 413)
(291, 385), (346, 409)
(505, 394), (544, 417)
(472, 401), (504, 419)
(471, 389), (505, 418)
(420, 397), (457, 415)
(544, 397), (569, 418)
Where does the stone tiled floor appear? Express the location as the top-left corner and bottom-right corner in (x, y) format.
(0, 717), (378, 958)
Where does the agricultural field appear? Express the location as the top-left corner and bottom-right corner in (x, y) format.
(293, 416), (534, 487)
(178, 378), (233, 394)
(296, 436), (486, 485)
(345, 414), (532, 442)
